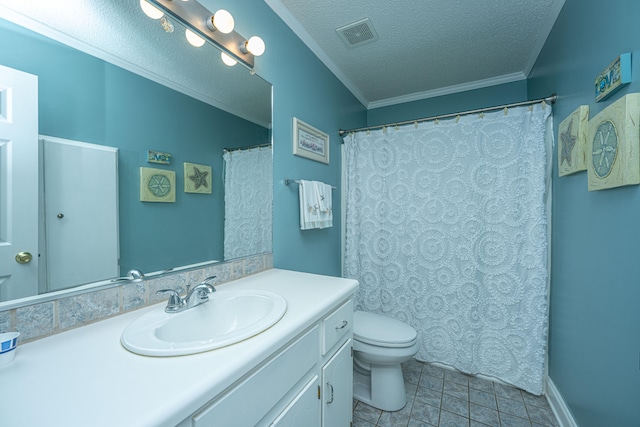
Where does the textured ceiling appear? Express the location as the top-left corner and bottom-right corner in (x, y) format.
(0, 0), (272, 127)
(266, 0), (565, 108)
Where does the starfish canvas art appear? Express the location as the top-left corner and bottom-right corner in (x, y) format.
(558, 105), (589, 176)
(184, 162), (212, 194)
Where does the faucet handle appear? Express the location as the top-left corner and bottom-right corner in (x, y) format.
(156, 289), (182, 308)
(196, 276), (217, 295)
(202, 276), (217, 286)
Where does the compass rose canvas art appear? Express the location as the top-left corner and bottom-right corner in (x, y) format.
(558, 105), (589, 176)
(587, 93), (640, 191)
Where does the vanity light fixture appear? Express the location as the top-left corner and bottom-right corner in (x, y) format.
(185, 28), (205, 47)
(140, 0), (265, 69)
(206, 9), (235, 34)
(221, 52), (238, 66)
(242, 35), (266, 57)
(140, 0), (164, 19)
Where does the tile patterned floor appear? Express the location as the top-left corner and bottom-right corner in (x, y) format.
(353, 359), (559, 427)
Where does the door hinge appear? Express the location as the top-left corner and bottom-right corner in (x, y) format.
(317, 384), (321, 399)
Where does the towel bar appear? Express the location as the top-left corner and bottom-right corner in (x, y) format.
(284, 177), (336, 190)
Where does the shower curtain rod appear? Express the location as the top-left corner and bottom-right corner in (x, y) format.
(338, 93), (557, 137)
(223, 142), (272, 152)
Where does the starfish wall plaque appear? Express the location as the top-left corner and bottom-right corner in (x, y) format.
(184, 162), (212, 194)
(558, 105), (589, 176)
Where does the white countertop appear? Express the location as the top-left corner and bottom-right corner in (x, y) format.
(0, 269), (358, 427)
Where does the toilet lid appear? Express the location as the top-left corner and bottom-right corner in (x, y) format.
(353, 311), (417, 347)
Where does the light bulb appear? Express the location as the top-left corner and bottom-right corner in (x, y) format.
(221, 52), (237, 66)
(207, 9), (234, 34)
(140, 0), (164, 19)
(245, 36), (265, 56)
(185, 29), (205, 47)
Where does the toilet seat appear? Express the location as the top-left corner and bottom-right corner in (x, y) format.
(353, 311), (417, 348)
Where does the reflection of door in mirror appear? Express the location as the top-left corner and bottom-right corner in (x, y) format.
(0, 64), (39, 302)
(40, 136), (119, 293)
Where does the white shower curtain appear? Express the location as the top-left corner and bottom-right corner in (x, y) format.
(223, 146), (272, 260)
(344, 103), (552, 394)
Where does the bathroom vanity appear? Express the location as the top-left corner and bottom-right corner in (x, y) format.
(0, 269), (358, 427)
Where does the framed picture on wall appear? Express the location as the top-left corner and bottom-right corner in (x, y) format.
(183, 162), (212, 194)
(140, 167), (176, 202)
(558, 105), (589, 176)
(293, 117), (330, 164)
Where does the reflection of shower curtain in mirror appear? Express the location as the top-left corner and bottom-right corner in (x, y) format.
(223, 146), (272, 260)
(344, 103), (552, 394)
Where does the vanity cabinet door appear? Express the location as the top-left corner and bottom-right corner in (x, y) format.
(270, 375), (321, 427)
(192, 327), (319, 427)
(322, 338), (353, 427)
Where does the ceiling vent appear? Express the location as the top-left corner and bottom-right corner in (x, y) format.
(336, 18), (379, 48)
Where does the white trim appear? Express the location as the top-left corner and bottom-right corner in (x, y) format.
(264, 0), (368, 107)
(264, 0), (556, 111)
(546, 377), (579, 427)
(367, 72), (527, 110)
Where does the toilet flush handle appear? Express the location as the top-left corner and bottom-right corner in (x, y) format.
(335, 320), (348, 330)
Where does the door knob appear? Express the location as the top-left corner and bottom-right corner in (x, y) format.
(15, 252), (33, 264)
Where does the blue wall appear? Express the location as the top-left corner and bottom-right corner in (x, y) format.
(367, 80), (528, 126)
(218, 0), (367, 277)
(1, 19), (269, 275)
(528, 0), (640, 425)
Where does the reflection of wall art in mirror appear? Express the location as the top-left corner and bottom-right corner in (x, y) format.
(147, 150), (172, 164)
(140, 167), (176, 202)
(184, 162), (212, 194)
(0, 6), (272, 307)
(293, 117), (330, 164)
(587, 93), (640, 191)
(558, 105), (589, 176)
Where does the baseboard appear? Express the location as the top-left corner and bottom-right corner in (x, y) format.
(546, 376), (578, 427)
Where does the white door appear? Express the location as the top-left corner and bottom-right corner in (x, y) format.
(322, 339), (353, 427)
(42, 136), (119, 291)
(0, 64), (38, 302)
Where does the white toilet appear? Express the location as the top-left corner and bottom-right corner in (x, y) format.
(352, 311), (418, 411)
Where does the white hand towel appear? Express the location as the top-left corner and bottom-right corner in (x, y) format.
(299, 180), (333, 230)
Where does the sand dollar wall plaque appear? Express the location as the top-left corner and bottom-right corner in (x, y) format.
(587, 93), (640, 191)
(140, 167), (176, 202)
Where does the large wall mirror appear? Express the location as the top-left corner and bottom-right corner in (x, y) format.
(0, 1), (272, 306)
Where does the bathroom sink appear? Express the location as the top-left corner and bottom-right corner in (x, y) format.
(121, 289), (287, 356)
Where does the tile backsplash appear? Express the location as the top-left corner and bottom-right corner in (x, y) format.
(0, 253), (272, 344)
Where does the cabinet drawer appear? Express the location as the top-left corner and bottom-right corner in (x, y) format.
(193, 326), (319, 427)
(321, 300), (352, 355)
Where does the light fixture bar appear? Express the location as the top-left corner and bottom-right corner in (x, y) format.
(147, 0), (255, 68)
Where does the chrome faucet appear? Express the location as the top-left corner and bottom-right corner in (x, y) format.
(111, 269), (145, 283)
(156, 276), (217, 313)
